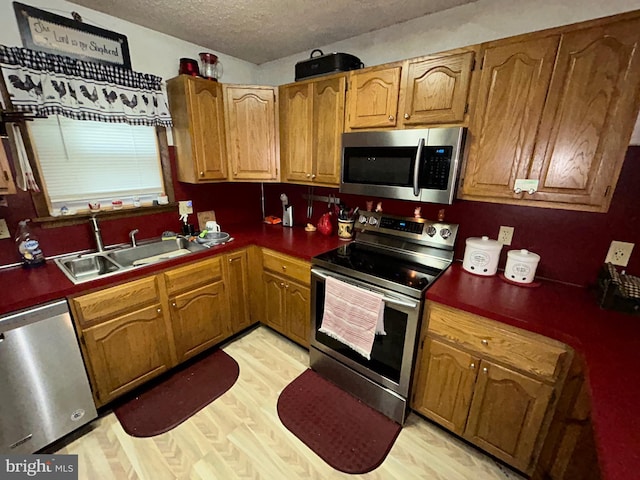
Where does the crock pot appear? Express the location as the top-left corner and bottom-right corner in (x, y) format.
(504, 249), (540, 284)
(462, 236), (503, 276)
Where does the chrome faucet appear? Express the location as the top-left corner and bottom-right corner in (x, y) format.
(129, 229), (139, 248)
(90, 215), (104, 252)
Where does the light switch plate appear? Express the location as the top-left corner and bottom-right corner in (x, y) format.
(0, 219), (10, 239)
(178, 200), (193, 216)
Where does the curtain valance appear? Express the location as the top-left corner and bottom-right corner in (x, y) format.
(0, 45), (172, 127)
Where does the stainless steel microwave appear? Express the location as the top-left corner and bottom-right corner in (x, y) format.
(340, 127), (466, 204)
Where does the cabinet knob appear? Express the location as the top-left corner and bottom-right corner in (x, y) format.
(483, 367), (489, 374)
(280, 282), (285, 287)
(172, 302), (176, 307)
(285, 284), (289, 289)
(306, 173), (311, 178)
(528, 188), (536, 195)
(470, 362), (475, 369)
(229, 258), (233, 262)
(481, 339), (489, 346)
(282, 265), (287, 271)
(311, 174), (316, 179)
(404, 113), (410, 119)
(199, 171), (204, 176)
(514, 187), (522, 194)
(233, 171), (238, 176)
(388, 115), (395, 121)
(157, 308), (162, 313)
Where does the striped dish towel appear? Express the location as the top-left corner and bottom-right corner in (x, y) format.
(319, 276), (385, 360)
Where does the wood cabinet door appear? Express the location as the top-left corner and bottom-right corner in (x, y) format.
(464, 360), (554, 473)
(280, 83), (313, 183)
(0, 139), (17, 195)
(225, 249), (252, 334)
(284, 280), (310, 348)
(529, 17), (640, 210)
(225, 85), (278, 181)
(263, 271), (286, 334)
(400, 52), (474, 126)
(188, 78), (228, 180)
(346, 66), (401, 129)
(82, 303), (172, 406)
(461, 36), (559, 200)
(312, 76), (346, 185)
(412, 337), (478, 435)
(169, 281), (229, 363)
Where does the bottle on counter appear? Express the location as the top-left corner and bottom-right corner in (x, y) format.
(15, 219), (45, 268)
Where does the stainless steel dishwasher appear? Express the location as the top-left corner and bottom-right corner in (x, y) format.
(0, 299), (97, 454)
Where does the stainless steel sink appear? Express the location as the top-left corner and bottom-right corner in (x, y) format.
(55, 238), (207, 284)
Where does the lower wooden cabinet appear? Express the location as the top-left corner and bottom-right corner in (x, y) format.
(70, 248), (253, 407)
(260, 249), (311, 347)
(81, 303), (173, 406)
(412, 302), (572, 475)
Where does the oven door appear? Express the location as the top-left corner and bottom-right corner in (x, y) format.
(310, 267), (422, 397)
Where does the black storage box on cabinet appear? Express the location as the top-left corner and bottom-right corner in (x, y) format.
(295, 49), (363, 81)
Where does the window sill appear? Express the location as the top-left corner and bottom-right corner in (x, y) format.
(33, 203), (178, 228)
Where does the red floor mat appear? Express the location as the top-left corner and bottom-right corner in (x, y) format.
(114, 349), (239, 437)
(277, 369), (402, 474)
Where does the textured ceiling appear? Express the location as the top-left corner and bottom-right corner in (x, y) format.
(66, 0), (477, 64)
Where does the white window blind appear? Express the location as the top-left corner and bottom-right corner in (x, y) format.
(28, 115), (164, 215)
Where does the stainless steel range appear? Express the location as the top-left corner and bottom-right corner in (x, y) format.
(310, 211), (458, 424)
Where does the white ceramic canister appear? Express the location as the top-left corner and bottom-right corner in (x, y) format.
(462, 236), (503, 276)
(504, 249), (541, 284)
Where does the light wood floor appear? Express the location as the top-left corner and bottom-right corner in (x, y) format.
(57, 326), (524, 479)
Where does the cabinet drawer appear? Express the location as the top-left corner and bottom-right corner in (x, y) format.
(262, 249), (310, 285)
(163, 257), (223, 294)
(427, 303), (568, 380)
(71, 276), (160, 327)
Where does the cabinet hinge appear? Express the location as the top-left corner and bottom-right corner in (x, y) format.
(80, 335), (86, 347)
(464, 103), (469, 115)
(479, 56), (485, 70)
(420, 337), (425, 350)
(471, 58), (477, 71)
(2, 171), (8, 181)
(604, 185), (611, 197)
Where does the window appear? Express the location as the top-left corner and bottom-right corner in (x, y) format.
(28, 115), (165, 216)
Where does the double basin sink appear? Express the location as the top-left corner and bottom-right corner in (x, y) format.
(55, 237), (208, 284)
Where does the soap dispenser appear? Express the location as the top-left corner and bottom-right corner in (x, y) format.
(15, 219), (45, 267)
(280, 193), (293, 227)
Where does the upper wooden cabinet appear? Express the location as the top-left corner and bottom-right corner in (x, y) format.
(461, 14), (640, 212)
(0, 139), (17, 195)
(400, 51), (475, 126)
(224, 85), (279, 181)
(167, 76), (227, 183)
(280, 74), (346, 186)
(345, 51), (475, 131)
(346, 65), (402, 129)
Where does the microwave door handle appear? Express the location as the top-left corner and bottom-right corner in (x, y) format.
(311, 269), (418, 309)
(413, 138), (425, 196)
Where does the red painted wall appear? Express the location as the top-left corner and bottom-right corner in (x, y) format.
(2, 142), (638, 286)
(264, 146), (640, 287)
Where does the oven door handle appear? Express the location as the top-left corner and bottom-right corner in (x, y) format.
(412, 137), (425, 197)
(311, 269), (419, 309)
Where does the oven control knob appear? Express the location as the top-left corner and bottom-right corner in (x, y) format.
(358, 215), (368, 224)
(368, 216), (378, 226)
(426, 226), (437, 237)
(440, 227), (452, 239)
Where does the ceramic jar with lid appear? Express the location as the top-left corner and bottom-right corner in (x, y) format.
(463, 236), (503, 276)
(505, 249), (541, 284)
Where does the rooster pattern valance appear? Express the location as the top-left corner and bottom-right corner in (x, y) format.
(0, 46), (172, 127)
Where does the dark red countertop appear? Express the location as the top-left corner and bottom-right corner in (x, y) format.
(427, 263), (640, 480)
(0, 224), (343, 316)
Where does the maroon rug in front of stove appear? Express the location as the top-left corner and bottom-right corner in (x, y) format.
(277, 369), (402, 474)
(114, 349), (239, 437)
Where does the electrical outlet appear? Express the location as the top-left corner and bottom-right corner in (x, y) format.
(0, 219), (9, 239)
(605, 241), (634, 267)
(178, 200), (193, 216)
(498, 226), (514, 245)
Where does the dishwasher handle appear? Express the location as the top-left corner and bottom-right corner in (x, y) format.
(311, 268), (419, 309)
